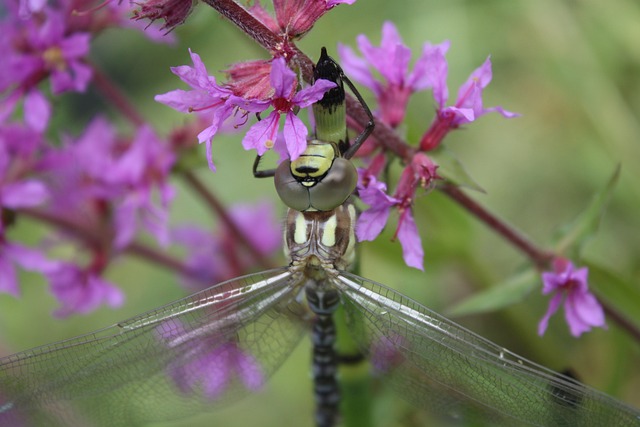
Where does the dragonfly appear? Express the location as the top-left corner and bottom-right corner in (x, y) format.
(1, 49), (639, 427)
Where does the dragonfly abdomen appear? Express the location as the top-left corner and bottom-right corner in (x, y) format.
(307, 285), (340, 427)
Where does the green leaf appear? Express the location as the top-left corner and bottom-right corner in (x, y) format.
(583, 259), (640, 327)
(554, 165), (620, 256)
(430, 147), (485, 193)
(446, 269), (539, 317)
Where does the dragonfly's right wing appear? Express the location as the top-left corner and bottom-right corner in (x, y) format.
(337, 272), (640, 427)
(0, 268), (307, 427)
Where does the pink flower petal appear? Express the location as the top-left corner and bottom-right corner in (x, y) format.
(337, 43), (379, 94)
(282, 112), (308, 160)
(356, 206), (391, 242)
(242, 111), (280, 156)
(396, 210), (424, 271)
(2, 180), (49, 208)
(24, 89), (50, 132)
(292, 79), (336, 108)
(537, 292), (564, 336)
(270, 57), (296, 99)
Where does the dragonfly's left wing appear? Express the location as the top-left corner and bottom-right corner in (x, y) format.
(0, 268), (307, 427)
(336, 272), (640, 427)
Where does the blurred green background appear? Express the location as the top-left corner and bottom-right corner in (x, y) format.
(1, 0), (639, 426)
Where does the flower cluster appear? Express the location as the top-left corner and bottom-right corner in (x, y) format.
(0, 1), (284, 317)
(538, 258), (605, 337)
(336, 22), (517, 270)
(1, 113), (177, 315)
(156, 53), (336, 170)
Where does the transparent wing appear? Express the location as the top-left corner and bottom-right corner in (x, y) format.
(0, 268), (307, 427)
(336, 272), (640, 427)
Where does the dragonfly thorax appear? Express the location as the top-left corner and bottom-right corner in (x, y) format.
(284, 202), (356, 275)
(274, 140), (357, 212)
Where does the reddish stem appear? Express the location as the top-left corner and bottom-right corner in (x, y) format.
(20, 208), (105, 248)
(601, 301), (640, 343)
(440, 184), (554, 269)
(200, 0), (282, 52)
(126, 241), (204, 281)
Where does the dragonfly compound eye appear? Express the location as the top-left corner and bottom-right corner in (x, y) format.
(275, 157), (357, 212)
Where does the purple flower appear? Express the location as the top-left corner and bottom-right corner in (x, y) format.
(160, 323), (263, 399)
(538, 259), (606, 337)
(21, 10), (91, 94)
(357, 154), (438, 270)
(155, 49), (236, 171)
(357, 174), (424, 270)
(240, 57), (336, 160)
(39, 118), (175, 250)
(420, 53), (518, 151)
(339, 21), (445, 127)
(159, 53), (335, 166)
(441, 57), (518, 126)
(1, 7), (92, 132)
(108, 125), (176, 249)
(46, 262), (124, 318)
(356, 174), (399, 242)
(37, 117), (117, 218)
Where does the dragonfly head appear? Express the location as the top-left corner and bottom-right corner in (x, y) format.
(274, 140), (357, 212)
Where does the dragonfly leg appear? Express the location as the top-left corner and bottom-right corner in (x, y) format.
(253, 154), (276, 178)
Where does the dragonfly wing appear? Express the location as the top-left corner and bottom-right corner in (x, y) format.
(0, 268), (307, 427)
(336, 272), (640, 427)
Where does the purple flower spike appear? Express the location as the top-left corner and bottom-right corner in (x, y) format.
(538, 259), (606, 337)
(339, 22), (447, 127)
